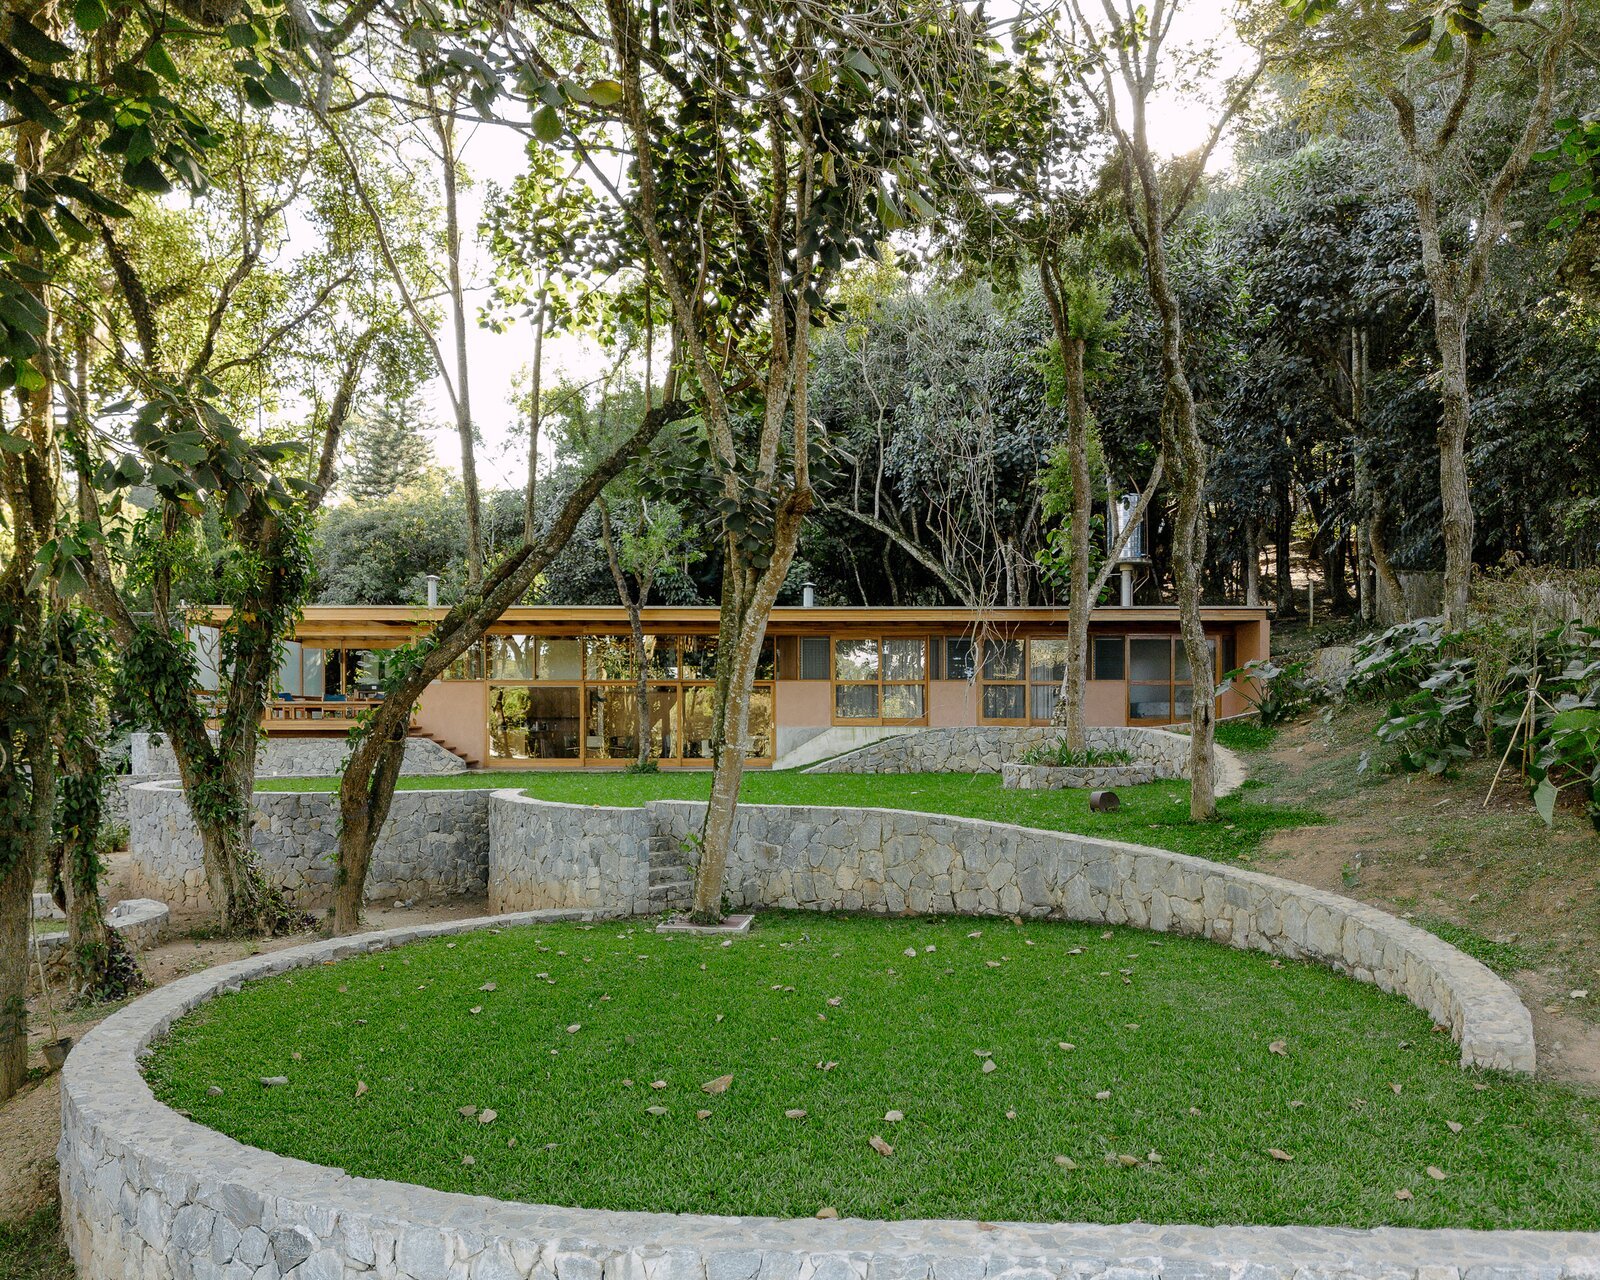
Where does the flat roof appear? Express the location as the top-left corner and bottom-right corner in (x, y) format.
(194, 603), (1269, 644)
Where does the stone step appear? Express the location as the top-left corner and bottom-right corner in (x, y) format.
(648, 884), (691, 909)
(646, 836), (680, 854)
(650, 868), (693, 889)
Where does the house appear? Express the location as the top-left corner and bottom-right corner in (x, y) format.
(193, 603), (1269, 769)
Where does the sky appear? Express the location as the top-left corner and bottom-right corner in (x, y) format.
(415, 4), (1246, 490)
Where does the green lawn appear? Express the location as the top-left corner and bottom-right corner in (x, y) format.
(258, 770), (1318, 863)
(145, 913), (1600, 1228)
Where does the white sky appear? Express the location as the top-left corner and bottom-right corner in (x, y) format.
(418, 3), (1244, 487)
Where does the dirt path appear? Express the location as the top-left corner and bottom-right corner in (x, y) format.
(1247, 710), (1600, 1091)
(2, 896), (489, 1226)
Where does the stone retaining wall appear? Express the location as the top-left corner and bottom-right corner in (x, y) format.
(488, 790), (654, 915)
(60, 913), (1588, 1280)
(29, 898), (169, 993)
(1000, 762), (1158, 790)
(806, 726), (1245, 797)
(129, 732), (467, 778)
(493, 795), (1533, 1073)
(128, 782), (489, 913)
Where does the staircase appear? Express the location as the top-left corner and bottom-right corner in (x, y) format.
(647, 834), (694, 913)
(411, 729), (481, 768)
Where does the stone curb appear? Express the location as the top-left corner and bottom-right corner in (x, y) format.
(60, 909), (1594, 1280)
(29, 897), (169, 992)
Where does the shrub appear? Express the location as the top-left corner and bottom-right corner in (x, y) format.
(1017, 742), (1134, 768)
(1219, 659), (1322, 727)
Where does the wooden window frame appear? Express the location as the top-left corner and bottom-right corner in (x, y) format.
(829, 635), (931, 727)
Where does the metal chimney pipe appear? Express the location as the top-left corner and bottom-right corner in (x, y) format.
(425, 574), (440, 608)
(802, 582), (816, 608)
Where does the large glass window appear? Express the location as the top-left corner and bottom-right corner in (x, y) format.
(980, 638), (1026, 723)
(1092, 636), (1126, 681)
(489, 686), (581, 760)
(680, 636), (718, 680)
(1128, 636), (1218, 724)
(832, 637), (928, 724)
(584, 685), (679, 760)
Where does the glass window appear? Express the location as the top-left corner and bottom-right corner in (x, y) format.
(799, 636), (831, 680)
(353, 649), (389, 694)
(680, 636), (718, 680)
(942, 636), (975, 681)
(883, 638), (927, 681)
(645, 635), (680, 678)
(1130, 638), (1172, 682)
(489, 635), (535, 680)
(982, 683), (1026, 720)
(535, 637), (582, 681)
(1092, 636), (1126, 681)
(982, 638), (1024, 680)
(834, 638), (879, 681)
(681, 685), (716, 758)
(585, 636), (635, 681)
(489, 686), (580, 761)
(748, 685), (773, 759)
(443, 643), (484, 681)
(1030, 682), (1058, 723)
(302, 647), (325, 698)
(1129, 686), (1173, 721)
(755, 638), (776, 680)
(1222, 633), (1238, 678)
(1028, 638), (1070, 684)
(882, 684), (925, 721)
(835, 684), (879, 720)
(275, 642), (304, 696)
(584, 685), (679, 760)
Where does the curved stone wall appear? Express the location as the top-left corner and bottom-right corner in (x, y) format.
(806, 725), (1247, 797)
(129, 731), (467, 777)
(61, 913), (1588, 1280)
(1000, 761), (1158, 790)
(490, 793), (1533, 1073)
(488, 789), (653, 915)
(29, 897), (168, 993)
(128, 782), (489, 912)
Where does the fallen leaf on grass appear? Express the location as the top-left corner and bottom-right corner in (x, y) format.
(786, 1108), (807, 1119)
(1395, 1189), (1414, 1201)
(1268, 1148), (1293, 1162)
(1054, 1156), (1077, 1169)
(645, 1106), (668, 1116)
(903, 948), (917, 957)
(1058, 1042), (1075, 1051)
(981, 1059), (997, 1074)
(1446, 1119), (1463, 1133)
(1094, 1090), (1111, 1100)
(816, 1207), (838, 1219)
(701, 1074), (734, 1095)
(462, 1155), (475, 1166)
(354, 1081), (367, 1098)
(479, 982), (497, 992)
(1107, 1153), (1141, 1168)
(884, 1110), (904, 1122)
(827, 997), (842, 1007)
(869, 1135), (894, 1157)
(650, 1080), (668, 1089)
(459, 1105), (478, 1118)
(1268, 1040), (1287, 1056)
(696, 1110), (711, 1120)
(1390, 1082), (1403, 1095)
(1426, 1166), (1447, 1181)
(479, 1109), (497, 1125)
(566, 1024), (581, 1034)
(469, 1006), (482, 1016)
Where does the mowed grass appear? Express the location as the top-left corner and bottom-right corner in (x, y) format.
(258, 769), (1319, 864)
(145, 914), (1600, 1229)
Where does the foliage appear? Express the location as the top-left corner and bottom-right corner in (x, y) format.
(1220, 659), (1323, 728)
(340, 396), (440, 504)
(1535, 116), (1600, 230)
(1016, 742), (1133, 768)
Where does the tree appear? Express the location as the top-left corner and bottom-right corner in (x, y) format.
(341, 395), (439, 502)
(1066, 0), (1273, 818)
(1285, 0), (1581, 627)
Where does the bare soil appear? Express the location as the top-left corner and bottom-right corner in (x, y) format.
(1248, 708), (1600, 1090)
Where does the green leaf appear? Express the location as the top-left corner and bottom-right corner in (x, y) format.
(0, 432), (32, 454)
(1398, 19), (1433, 52)
(261, 62), (303, 105)
(73, 0), (107, 32)
(6, 13), (73, 63)
(224, 21), (259, 46)
(122, 156), (171, 193)
(588, 78), (624, 107)
(145, 40), (181, 83)
(1533, 776), (1558, 827)
(532, 104), (562, 142)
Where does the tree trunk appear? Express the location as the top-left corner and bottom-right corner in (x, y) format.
(1274, 478), (1297, 617)
(52, 736), (122, 996)
(1057, 332), (1093, 752)
(1370, 476), (1406, 625)
(1433, 303), (1474, 628)
(437, 102), (482, 586)
(598, 499), (654, 769)
(0, 841), (29, 1104)
(1244, 520), (1261, 607)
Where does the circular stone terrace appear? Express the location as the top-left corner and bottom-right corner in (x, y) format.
(59, 908), (1596, 1280)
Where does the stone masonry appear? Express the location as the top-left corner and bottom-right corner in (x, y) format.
(60, 912), (1589, 1280)
(129, 731), (467, 778)
(495, 794), (1534, 1074)
(1000, 762), (1159, 790)
(806, 726), (1246, 797)
(128, 782), (488, 912)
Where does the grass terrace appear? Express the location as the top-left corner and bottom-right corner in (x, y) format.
(256, 724), (1315, 864)
(145, 913), (1600, 1229)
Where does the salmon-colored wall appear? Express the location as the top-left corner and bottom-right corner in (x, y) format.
(1085, 680), (1127, 727)
(776, 679), (831, 728)
(416, 681), (488, 764)
(930, 680), (976, 726)
(1219, 620), (1272, 718)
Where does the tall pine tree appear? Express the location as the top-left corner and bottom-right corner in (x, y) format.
(341, 395), (438, 501)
